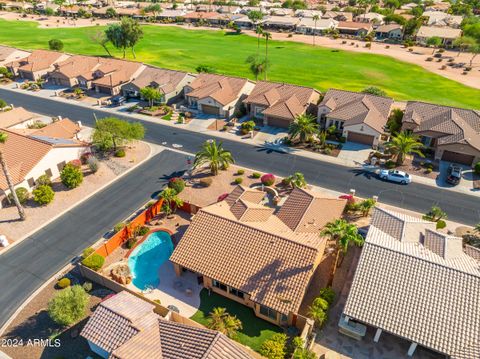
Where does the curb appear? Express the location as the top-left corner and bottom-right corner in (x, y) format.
(0, 141), (155, 257)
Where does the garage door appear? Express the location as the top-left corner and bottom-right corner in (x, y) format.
(441, 150), (475, 165)
(267, 116), (291, 129)
(201, 104), (220, 116)
(347, 132), (375, 146)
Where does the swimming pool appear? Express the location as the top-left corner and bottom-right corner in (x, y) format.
(128, 230), (174, 290)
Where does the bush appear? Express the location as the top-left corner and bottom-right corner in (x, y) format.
(33, 185), (55, 205)
(57, 278), (71, 289)
(339, 136), (346, 143)
(7, 187), (29, 205)
(252, 172), (261, 179)
(261, 173), (275, 186)
(312, 297), (329, 311)
(240, 120), (255, 134)
(324, 147), (332, 155)
(236, 169), (245, 175)
(115, 149), (126, 158)
(436, 219), (447, 229)
(126, 237), (137, 249)
(234, 177), (243, 184)
(475, 162), (480, 175)
(260, 333), (287, 359)
(385, 160), (396, 169)
(87, 156), (99, 173)
(319, 287), (336, 305)
(60, 163), (83, 189)
(81, 253), (105, 271)
(114, 222), (126, 233)
(48, 285), (89, 326)
(69, 159), (82, 168)
(48, 38), (64, 51)
(82, 282), (93, 292)
(199, 178), (213, 187)
(81, 247), (95, 259)
(36, 174), (52, 187)
(137, 226), (150, 236)
(168, 177), (185, 193)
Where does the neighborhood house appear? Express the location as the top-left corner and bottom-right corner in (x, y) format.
(7, 49), (70, 81)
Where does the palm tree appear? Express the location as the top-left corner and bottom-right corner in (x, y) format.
(385, 131), (424, 165)
(321, 219), (364, 285)
(193, 140), (234, 175)
(159, 187), (183, 216)
(288, 114), (318, 144)
(245, 55), (268, 81)
(312, 14), (319, 46)
(307, 303), (328, 328)
(255, 25), (264, 59)
(0, 132), (26, 221)
(474, 223), (480, 233)
(358, 198), (376, 217)
(206, 307), (242, 339)
(263, 31), (272, 80)
(248, 10), (264, 58)
(285, 172), (307, 189)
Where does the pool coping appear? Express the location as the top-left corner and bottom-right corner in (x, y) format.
(124, 227), (174, 259)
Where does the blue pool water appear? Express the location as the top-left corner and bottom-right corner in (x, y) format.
(128, 231), (174, 290)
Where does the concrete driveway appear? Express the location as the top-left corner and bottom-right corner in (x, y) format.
(437, 160), (479, 192)
(337, 142), (372, 166)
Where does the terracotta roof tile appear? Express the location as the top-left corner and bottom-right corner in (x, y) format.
(186, 74), (248, 106)
(0, 107), (36, 128)
(31, 118), (80, 139)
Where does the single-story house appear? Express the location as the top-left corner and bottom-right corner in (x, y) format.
(81, 291), (253, 359)
(296, 18), (338, 35)
(49, 55), (103, 88)
(402, 101), (480, 165)
(233, 15), (255, 29)
(0, 107), (38, 129)
(0, 128), (88, 206)
(121, 66), (195, 104)
(342, 207), (480, 358)
(318, 89), (394, 147)
(337, 21), (373, 36)
(269, 8), (294, 16)
(294, 9), (323, 18)
(263, 15), (299, 31)
(157, 9), (192, 20)
(354, 12), (384, 25)
(184, 74), (255, 118)
(182, 11), (225, 24)
(426, 2), (451, 12)
(416, 26), (462, 47)
(243, 81), (321, 128)
(0, 45), (30, 67)
(322, 11), (353, 22)
(170, 186), (346, 326)
(375, 24), (403, 40)
(423, 11), (463, 28)
(6, 50), (70, 81)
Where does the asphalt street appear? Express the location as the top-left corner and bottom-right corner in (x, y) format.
(1, 88), (479, 225)
(0, 150), (188, 331)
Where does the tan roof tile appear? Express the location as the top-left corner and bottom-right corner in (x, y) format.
(0, 107), (36, 128)
(31, 118), (80, 139)
(13, 49), (66, 72)
(186, 74), (249, 106)
(124, 66), (190, 95)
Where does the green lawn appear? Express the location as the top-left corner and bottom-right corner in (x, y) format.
(1, 19), (480, 108)
(190, 289), (282, 352)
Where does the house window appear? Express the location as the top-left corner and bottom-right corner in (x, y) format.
(229, 287), (245, 299)
(254, 106), (265, 118)
(421, 136), (433, 147)
(45, 169), (53, 177)
(57, 161), (66, 171)
(259, 305), (278, 321)
(27, 178), (35, 188)
(212, 279), (227, 291)
(280, 314), (288, 323)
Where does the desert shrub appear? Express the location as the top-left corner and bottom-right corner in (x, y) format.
(126, 237), (137, 249)
(137, 226), (150, 236)
(87, 156), (99, 173)
(81, 247), (95, 259)
(436, 219), (447, 229)
(115, 149), (126, 157)
(168, 177), (185, 193)
(234, 177), (243, 184)
(33, 185), (55, 205)
(240, 120), (255, 134)
(260, 333), (288, 359)
(81, 253), (105, 271)
(252, 172), (261, 179)
(236, 169), (245, 175)
(319, 287), (336, 305)
(7, 187), (29, 205)
(475, 162), (480, 175)
(48, 39), (64, 51)
(48, 285), (88, 326)
(199, 178), (213, 187)
(57, 278), (71, 289)
(385, 160), (396, 169)
(69, 159), (82, 168)
(261, 173), (275, 186)
(61, 163), (83, 189)
(82, 282), (93, 292)
(114, 222), (126, 233)
(36, 174), (52, 187)
(80, 152), (92, 164)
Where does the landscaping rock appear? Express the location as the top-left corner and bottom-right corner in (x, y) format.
(110, 263), (132, 285)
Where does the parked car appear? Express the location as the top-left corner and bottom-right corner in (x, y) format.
(379, 169), (412, 184)
(446, 164), (462, 185)
(110, 95), (126, 106)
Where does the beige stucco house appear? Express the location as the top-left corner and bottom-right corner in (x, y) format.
(7, 49), (70, 81)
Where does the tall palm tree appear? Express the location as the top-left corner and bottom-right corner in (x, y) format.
(312, 14), (319, 46)
(159, 187), (183, 216)
(263, 31), (272, 80)
(193, 140), (234, 175)
(0, 132), (26, 221)
(474, 223), (480, 233)
(245, 55), (268, 81)
(288, 114), (318, 144)
(321, 219), (364, 285)
(255, 25), (264, 59)
(206, 307), (242, 339)
(385, 131), (424, 165)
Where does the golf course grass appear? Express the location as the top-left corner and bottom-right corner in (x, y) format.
(1, 18), (479, 108)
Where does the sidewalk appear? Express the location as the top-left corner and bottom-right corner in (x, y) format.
(2, 83), (479, 198)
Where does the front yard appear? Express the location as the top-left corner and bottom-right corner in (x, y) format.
(190, 289), (283, 353)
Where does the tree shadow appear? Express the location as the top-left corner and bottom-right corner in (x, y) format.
(349, 168), (375, 180)
(255, 146), (288, 155)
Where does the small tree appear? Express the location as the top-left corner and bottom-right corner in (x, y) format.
(385, 131), (424, 165)
(60, 163), (83, 189)
(285, 172), (307, 189)
(105, 7), (117, 18)
(144, 3), (162, 19)
(259, 333), (288, 359)
(308, 301), (328, 328)
(159, 187), (183, 216)
(206, 307), (243, 339)
(423, 205), (447, 229)
(386, 108), (404, 134)
(33, 185), (55, 205)
(361, 86), (387, 97)
(48, 285), (89, 326)
(7, 187), (29, 205)
(92, 117), (145, 152)
(426, 36), (442, 54)
(288, 114), (318, 144)
(0, 99), (7, 109)
(245, 55), (268, 81)
(48, 39), (64, 51)
(193, 140), (234, 175)
(293, 348), (317, 359)
(358, 198), (376, 216)
(140, 86), (162, 107)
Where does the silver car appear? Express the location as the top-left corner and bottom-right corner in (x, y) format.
(379, 169), (412, 184)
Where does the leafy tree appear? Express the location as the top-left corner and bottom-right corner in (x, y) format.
(144, 3), (162, 19)
(33, 185), (55, 205)
(92, 117), (145, 152)
(453, 36), (477, 57)
(403, 17), (423, 37)
(468, 44), (480, 67)
(282, 0), (307, 9)
(0, 98), (6, 108)
(319, 287), (336, 305)
(426, 36), (442, 54)
(245, 55), (268, 80)
(385, 131), (424, 165)
(386, 108), (404, 134)
(105, 17), (143, 58)
(193, 140), (234, 175)
(383, 13), (406, 25)
(0, 132), (26, 220)
(358, 198), (376, 216)
(195, 64), (216, 73)
(288, 114), (318, 143)
(206, 307), (242, 339)
(140, 86), (163, 107)
(54, 0), (65, 12)
(463, 22), (480, 42)
(423, 205), (448, 229)
(60, 163), (83, 189)
(105, 7), (117, 18)
(159, 187), (183, 216)
(362, 86), (386, 97)
(48, 39), (64, 51)
(410, 5), (424, 18)
(259, 333), (288, 359)
(383, 0), (400, 9)
(44, 7), (55, 16)
(308, 298), (328, 328)
(48, 285), (89, 326)
(449, 2), (472, 16)
(293, 348), (317, 359)
(89, 30), (112, 57)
